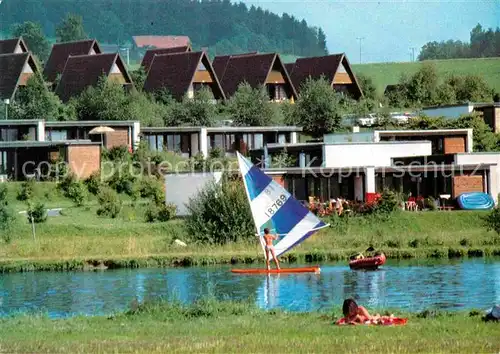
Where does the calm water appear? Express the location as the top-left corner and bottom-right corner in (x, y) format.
(1, 258), (499, 318)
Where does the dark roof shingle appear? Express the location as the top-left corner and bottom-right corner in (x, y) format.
(141, 45), (192, 72)
(55, 53), (132, 102)
(0, 37), (28, 54)
(44, 39), (102, 82)
(289, 53), (363, 98)
(143, 51), (225, 101)
(217, 53), (297, 99)
(0, 53), (36, 100)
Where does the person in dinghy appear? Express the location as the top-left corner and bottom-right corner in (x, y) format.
(263, 228), (281, 271)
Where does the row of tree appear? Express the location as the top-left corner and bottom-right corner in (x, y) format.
(385, 63), (498, 108)
(1, 0), (328, 59)
(419, 24), (500, 60)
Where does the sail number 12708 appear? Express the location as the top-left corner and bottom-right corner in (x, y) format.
(264, 194), (287, 218)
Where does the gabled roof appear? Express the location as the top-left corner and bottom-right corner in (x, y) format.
(0, 37), (28, 54)
(141, 45), (192, 72)
(212, 52), (259, 80)
(143, 51), (225, 101)
(44, 39), (102, 83)
(216, 53), (297, 99)
(284, 63), (295, 75)
(290, 53), (363, 99)
(133, 35), (191, 49)
(0, 52), (39, 100)
(55, 53), (132, 102)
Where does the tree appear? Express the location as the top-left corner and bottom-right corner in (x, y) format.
(452, 113), (499, 152)
(10, 21), (50, 62)
(183, 87), (217, 126)
(448, 75), (493, 103)
(227, 82), (277, 126)
(403, 63), (440, 107)
(9, 74), (73, 121)
(293, 77), (343, 138)
(129, 67), (147, 91)
(56, 14), (87, 43)
(356, 73), (377, 101)
(317, 28), (328, 55)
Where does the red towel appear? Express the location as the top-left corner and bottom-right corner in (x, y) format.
(335, 316), (408, 326)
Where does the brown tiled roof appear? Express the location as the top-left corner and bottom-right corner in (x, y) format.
(0, 37), (28, 54)
(0, 52), (38, 100)
(141, 45), (192, 72)
(55, 53), (132, 102)
(212, 52), (259, 80)
(218, 53), (297, 99)
(290, 53), (363, 98)
(133, 35), (191, 49)
(44, 39), (102, 83)
(143, 51), (225, 101)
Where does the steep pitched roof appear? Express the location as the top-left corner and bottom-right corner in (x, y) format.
(0, 37), (28, 54)
(212, 52), (259, 80)
(55, 53), (132, 102)
(218, 53), (297, 99)
(141, 45), (192, 72)
(133, 35), (191, 49)
(44, 39), (102, 83)
(284, 63), (295, 75)
(290, 53), (363, 98)
(0, 52), (39, 100)
(143, 51), (225, 101)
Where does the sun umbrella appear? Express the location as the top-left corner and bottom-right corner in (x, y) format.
(88, 126), (115, 148)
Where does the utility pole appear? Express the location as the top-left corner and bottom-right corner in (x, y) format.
(356, 37), (365, 64)
(409, 47), (416, 62)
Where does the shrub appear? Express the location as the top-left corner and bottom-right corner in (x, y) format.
(424, 197), (437, 210)
(17, 178), (36, 201)
(27, 201), (47, 223)
(96, 187), (122, 218)
(483, 207), (500, 235)
(375, 189), (399, 215)
(84, 172), (103, 195)
(185, 176), (254, 244)
(66, 181), (88, 206)
(0, 185), (16, 243)
(103, 146), (130, 162)
(144, 203), (175, 223)
(138, 176), (164, 201)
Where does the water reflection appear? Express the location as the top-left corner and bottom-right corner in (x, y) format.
(0, 258), (499, 318)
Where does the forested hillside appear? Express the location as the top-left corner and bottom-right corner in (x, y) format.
(419, 24), (500, 60)
(0, 0), (328, 57)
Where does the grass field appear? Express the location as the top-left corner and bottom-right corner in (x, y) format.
(0, 299), (498, 353)
(1, 182), (500, 273)
(352, 57), (500, 96)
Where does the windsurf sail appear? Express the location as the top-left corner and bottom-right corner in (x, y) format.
(236, 151), (329, 258)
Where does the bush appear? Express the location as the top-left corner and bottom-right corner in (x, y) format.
(424, 197), (437, 210)
(96, 187), (122, 218)
(0, 185), (15, 243)
(103, 146), (130, 162)
(483, 207), (500, 245)
(66, 181), (88, 206)
(185, 176), (254, 244)
(27, 201), (47, 223)
(144, 203), (176, 223)
(138, 176), (164, 201)
(84, 172), (103, 195)
(375, 189), (400, 215)
(17, 178), (36, 201)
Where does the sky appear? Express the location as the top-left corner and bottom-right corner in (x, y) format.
(240, 0), (500, 63)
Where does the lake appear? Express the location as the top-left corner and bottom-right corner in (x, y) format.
(1, 258), (499, 318)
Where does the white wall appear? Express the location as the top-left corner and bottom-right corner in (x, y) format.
(421, 104), (473, 119)
(165, 172), (223, 216)
(323, 142), (432, 168)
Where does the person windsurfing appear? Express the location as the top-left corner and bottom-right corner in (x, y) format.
(263, 228), (281, 271)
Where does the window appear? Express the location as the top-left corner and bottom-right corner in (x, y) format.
(254, 134), (263, 149)
(157, 135), (164, 152)
(147, 135), (156, 150)
(278, 133), (287, 144)
(47, 130), (68, 141)
(166, 134), (181, 152)
(1, 128), (18, 141)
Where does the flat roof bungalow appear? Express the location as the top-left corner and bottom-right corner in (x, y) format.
(141, 125), (301, 158)
(213, 53), (297, 102)
(0, 52), (40, 101)
(0, 37), (29, 54)
(143, 51), (225, 101)
(55, 53), (133, 102)
(287, 53), (363, 100)
(44, 39), (102, 84)
(140, 45), (192, 72)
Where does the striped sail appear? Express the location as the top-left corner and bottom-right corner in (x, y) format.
(236, 152), (329, 258)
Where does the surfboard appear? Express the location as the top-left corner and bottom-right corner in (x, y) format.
(232, 152), (329, 274)
(231, 266), (321, 274)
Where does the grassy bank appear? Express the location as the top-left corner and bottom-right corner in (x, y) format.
(0, 299), (498, 353)
(1, 181), (500, 272)
(352, 57), (500, 95)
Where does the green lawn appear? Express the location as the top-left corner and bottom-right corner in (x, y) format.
(0, 300), (498, 353)
(352, 57), (500, 96)
(1, 181), (500, 272)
